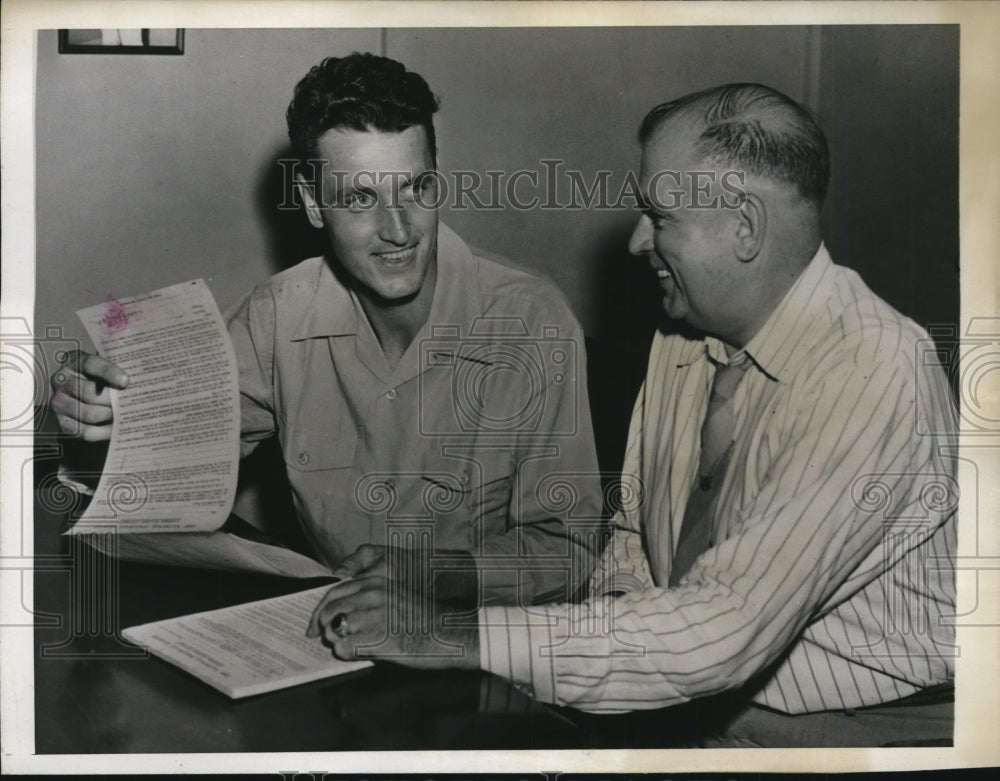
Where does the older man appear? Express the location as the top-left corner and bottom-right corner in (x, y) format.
(314, 83), (957, 747)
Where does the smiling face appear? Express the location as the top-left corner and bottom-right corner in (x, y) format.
(628, 119), (745, 340)
(303, 125), (440, 306)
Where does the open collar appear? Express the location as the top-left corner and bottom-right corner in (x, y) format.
(289, 222), (483, 344)
(289, 223), (484, 384)
(290, 257), (358, 341)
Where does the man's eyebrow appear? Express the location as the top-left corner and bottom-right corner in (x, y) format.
(329, 170), (433, 190)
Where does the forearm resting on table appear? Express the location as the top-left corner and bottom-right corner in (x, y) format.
(407, 604), (481, 671)
(427, 549), (480, 609)
(475, 520), (596, 607)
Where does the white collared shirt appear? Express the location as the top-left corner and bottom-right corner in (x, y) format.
(479, 245), (957, 713)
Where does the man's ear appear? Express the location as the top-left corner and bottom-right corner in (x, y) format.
(295, 173), (325, 230)
(733, 192), (766, 262)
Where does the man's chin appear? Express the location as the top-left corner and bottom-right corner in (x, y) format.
(371, 277), (425, 306)
(386, 289), (422, 305)
(661, 298), (685, 320)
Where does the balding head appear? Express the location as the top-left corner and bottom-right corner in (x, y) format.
(639, 83), (830, 210)
(629, 84), (830, 347)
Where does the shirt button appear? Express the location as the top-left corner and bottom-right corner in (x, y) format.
(297, 451), (309, 465)
(385, 388), (398, 400)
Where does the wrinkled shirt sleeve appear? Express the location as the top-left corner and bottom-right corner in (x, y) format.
(480, 357), (956, 712)
(225, 287), (278, 459)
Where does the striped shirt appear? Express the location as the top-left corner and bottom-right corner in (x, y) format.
(479, 245), (957, 714)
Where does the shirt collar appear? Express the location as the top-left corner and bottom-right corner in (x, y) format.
(421, 221), (483, 338)
(675, 243), (836, 382)
(290, 256), (358, 341)
(290, 221), (482, 342)
(740, 243), (835, 383)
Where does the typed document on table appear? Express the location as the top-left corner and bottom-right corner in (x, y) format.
(122, 586), (372, 698)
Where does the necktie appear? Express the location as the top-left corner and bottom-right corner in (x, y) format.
(669, 351), (750, 587)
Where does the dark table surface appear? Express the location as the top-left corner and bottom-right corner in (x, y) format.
(32, 419), (690, 754)
(32, 487), (594, 751)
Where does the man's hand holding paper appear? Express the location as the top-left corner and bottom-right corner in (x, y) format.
(49, 349), (129, 442)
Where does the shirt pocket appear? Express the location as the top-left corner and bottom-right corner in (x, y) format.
(281, 426), (357, 472)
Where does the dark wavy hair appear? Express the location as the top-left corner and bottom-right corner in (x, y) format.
(286, 53), (440, 162)
(639, 83), (830, 207)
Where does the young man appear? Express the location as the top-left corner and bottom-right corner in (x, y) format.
(313, 83), (957, 747)
(50, 54), (600, 606)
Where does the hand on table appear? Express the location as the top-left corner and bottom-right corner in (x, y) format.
(306, 544), (480, 670)
(49, 350), (129, 441)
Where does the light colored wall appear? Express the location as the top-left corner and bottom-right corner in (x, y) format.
(35, 28), (379, 354)
(35, 27), (958, 370)
(392, 26), (815, 344)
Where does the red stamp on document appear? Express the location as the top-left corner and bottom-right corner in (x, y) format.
(101, 295), (129, 332)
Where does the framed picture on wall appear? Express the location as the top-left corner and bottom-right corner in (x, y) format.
(58, 29), (185, 55)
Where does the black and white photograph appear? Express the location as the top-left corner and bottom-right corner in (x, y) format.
(58, 28), (185, 54)
(1, 1), (998, 775)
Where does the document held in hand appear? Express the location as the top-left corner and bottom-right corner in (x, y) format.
(122, 586), (372, 699)
(70, 279), (333, 578)
(74, 279), (240, 533)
